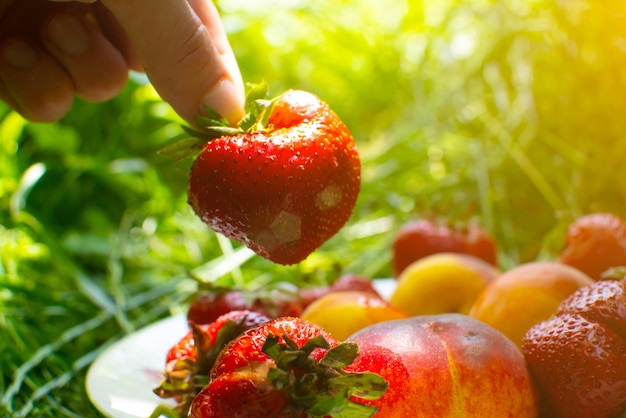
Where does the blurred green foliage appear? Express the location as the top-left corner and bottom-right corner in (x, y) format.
(2, 0), (626, 416)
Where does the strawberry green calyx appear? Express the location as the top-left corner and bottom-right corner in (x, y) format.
(261, 334), (388, 418)
(159, 82), (276, 161)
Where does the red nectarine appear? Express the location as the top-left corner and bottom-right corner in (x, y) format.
(348, 313), (539, 417)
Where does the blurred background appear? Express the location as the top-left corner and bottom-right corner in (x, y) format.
(2, 0), (626, 416)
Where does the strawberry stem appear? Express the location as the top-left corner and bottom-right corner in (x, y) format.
(158, 81), (277, 161)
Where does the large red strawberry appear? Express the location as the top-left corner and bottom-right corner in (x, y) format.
(522, 278), (626, 418)
(558, 212), (626, 280)
(154, 310), (270, 416)
(188, 317), (387, 418)
(178, 83), (361, 265)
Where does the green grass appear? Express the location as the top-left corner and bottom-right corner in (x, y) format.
(3, 0), (626, 416)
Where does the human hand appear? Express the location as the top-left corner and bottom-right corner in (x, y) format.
(0, 0), (245, 125)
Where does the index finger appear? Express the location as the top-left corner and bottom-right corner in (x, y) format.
(100, 0), (245, 125)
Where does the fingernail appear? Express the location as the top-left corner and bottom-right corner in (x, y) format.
(1, 39), (38, 70)
(222, 53), (245, 95)
(47, 12), (90, 56)
(202, 79), (245, 125)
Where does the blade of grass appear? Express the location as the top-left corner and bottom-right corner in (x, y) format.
(469, 139), (494, 233)
(1, 311), (111, 409)
(2, 276), (186, 413)
(480, 111), (567, 213)
(12, 211), (117, 315)
(216, 234), (245, 287)
(106, 211), (137, 334)
(13, 343), (110, 418)
(189, 245), (256, 284)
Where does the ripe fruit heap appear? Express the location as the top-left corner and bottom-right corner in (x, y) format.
(173, 83), (361, 265)
(523, 277), (626, 418)
(155, 301), (543, 417)
(188, 317), (387, 418)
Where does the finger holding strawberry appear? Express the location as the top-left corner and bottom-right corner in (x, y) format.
(164, 82), (361, 265)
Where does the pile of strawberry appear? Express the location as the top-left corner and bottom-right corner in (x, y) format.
(152, 312), (388, 417)
(150, 274), (383, 417)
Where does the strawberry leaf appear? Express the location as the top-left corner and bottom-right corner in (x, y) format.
(203, 126), (244, 137)
(255, 98), (277, 131)
(260, 333), (281, 358)
(297, 391), (349, 416)
(149, 404), (183, 418)
(601, 266), (626, 280)
(239, 82), (274, 132)
(329, 372), (388, 400)
(197, 105), (231, 127)
(244, 81), (269, 113)
(298, 334), (331, 353)
(324, 400), (379, 418)
(193, 319), (246, 374)
(158, 136), (206, 161)
(319, 342), (359, 369)
(237, 111), (259, 132)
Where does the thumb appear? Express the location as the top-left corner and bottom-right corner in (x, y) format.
(100, 0), (245, 125)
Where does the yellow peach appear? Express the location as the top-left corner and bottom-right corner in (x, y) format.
(300, 291), (408, 340)
(389, 253), (500, 316)
(468, 261), (594, 349)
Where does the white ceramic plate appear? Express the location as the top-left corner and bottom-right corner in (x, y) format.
(86, 278), (397, 418)
(86, 315), (188, 418)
